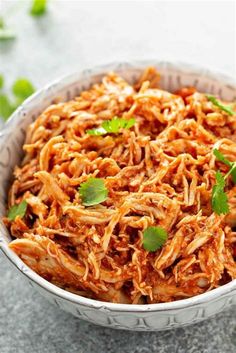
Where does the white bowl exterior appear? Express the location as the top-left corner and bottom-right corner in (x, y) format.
(0, 61), (236, 331)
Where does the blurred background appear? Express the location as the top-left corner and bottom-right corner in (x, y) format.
(0, 1), (236, 353)
(1, 0), (236, 90)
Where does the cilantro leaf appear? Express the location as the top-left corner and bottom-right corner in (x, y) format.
(103, 117), (135, 133)
(213, 148), (236, 183)
(207, 95), (235, 116)
(211, 171), (229, 215)
(0, 94), (14, 120)
(86, 127), (107, 136)
(12, 78), (35, 103)
(227, 165), (236, 184)
(213, 149), (231, 167)
(124, 118), (136, 129)
(143, 226), (167, 252)
(79, 178), (108, 206)
(7, 200), (28, 221)
(87, 117), (136, 136)
(30, 0), (47, 16)
(0, 75), (4, 89)
(102, 118), (121, 133)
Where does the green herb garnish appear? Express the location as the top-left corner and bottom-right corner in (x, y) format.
(213, 148), (236, 183)
(87, 117), (136, 136)
(87, 127), (107, 136)
(30, 0), (47, 16)
(211, 171), (229, 215)
(7, 200), (28, 221)
(207, 95), (235, 116)
(79, 178), (108, 206)
(143, 226), (167, 252)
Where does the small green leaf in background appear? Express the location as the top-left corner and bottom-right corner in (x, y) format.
(0, 16), (16, 41)
(7, 200), (28, 221)
(30, 0), (47, 16)
(12, 78), (35, 103)
(0, 75), (4, 89)
(0, 94), (14, 120)
(0, 17), (4, 29)
(0, 28), (16, 40)
(0, 76), (35, 121)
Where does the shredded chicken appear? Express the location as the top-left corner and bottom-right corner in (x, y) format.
(4, 68), (236, 304)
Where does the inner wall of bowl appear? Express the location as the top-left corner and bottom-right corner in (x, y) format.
(0, 62), (236, 244)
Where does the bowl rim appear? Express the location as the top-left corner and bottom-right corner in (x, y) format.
(1, 59), (236, 313)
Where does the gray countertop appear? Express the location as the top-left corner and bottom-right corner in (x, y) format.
(0, 1), (236, 352)
(1, 254), (236, 353)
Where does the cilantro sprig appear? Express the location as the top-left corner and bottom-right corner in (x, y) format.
(211, 149), (236, 215)
(7, 200), (27, 221)
(30, 0), (47, 17)
(79, 178), (108, 206)
(87, 117), (136, 136)
(213, 149), (236, 183)
(211, 171), (229, 215)
(207, 95), (235, 116)
(143, 226), (167, 252)
(0, 76), (35, 120)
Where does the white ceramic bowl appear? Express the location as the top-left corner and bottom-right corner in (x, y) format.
(0, 61), (236, 331)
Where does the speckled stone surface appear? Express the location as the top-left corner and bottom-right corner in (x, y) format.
(0, 1), (236, 352)
(1, 255), (236, 353)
